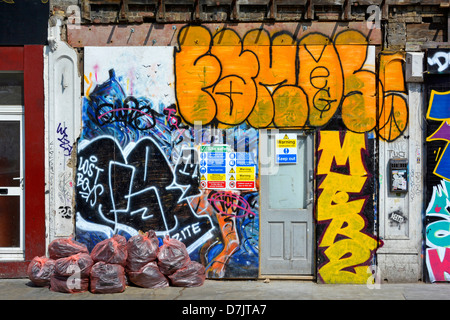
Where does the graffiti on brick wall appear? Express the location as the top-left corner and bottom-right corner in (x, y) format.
(378, 52), (408, 142)
(426, 90), (450, 181)
(174, 25), (407, 141)
(425, 89), (450, 282)
(76, 26), (409, 280)
(425, 180), (450, 282)
(427, 49), (450, 74)
(76, 135), (214, 249)
(316, 131), (378, 283)
(78, 47), (259, 278)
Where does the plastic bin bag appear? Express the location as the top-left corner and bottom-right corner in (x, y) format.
(27, 256), (55, 287)
(48, 237), (89, 260)
(90, 261), (126, 294)
(90, 234), (128, 266)
(168, 260), (206, 287)
(127, 261), (169, 289)
(126, 230), (159, 272)
(54, 253), (94, 278)
(50, 274), (89, 293)
(157, 235), (190, 275)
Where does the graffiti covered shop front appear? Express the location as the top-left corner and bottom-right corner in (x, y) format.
(72, 23), (406, 283)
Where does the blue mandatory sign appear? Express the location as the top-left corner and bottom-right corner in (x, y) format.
(207, 159), (226, 166)
(236, 152), (255, 166)
(208, 152), (226, 160)
(207, 167), (226, 174)
(277, 154), (297, 163)
(283, 148), (289, 154)
(200, 167), (207, 174)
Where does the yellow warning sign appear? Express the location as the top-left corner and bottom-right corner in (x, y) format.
(276, 137), (296, 148)
(208, 174), (226, 181)
(200, 175), (206, 180)
(229, 175), (235, 181)
(237, 173), (254, 181)
(229, 168), (235, 174)
(236, 166), (255, 174)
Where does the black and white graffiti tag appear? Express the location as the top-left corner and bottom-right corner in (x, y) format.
(75, 135), (214, 252)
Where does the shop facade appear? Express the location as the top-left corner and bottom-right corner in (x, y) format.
(0, 1), (449, 284)
(0, 1), (48, 277)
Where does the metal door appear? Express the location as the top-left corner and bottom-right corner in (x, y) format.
(260, 130), (314, 276)
(0, 108), (24, 260)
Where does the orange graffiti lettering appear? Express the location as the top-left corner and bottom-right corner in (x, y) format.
(378, 52), (408, 141)
(175, 26), (408, 141)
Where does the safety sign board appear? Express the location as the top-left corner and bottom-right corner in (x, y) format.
(276, 133), (297, 164)
(199, 144), (256, 190)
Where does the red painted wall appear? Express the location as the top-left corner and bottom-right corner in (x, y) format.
(0, 46), (46, 278)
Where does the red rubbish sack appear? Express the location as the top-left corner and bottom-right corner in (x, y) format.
(50, 274), (90, 293)
(90, 261), (127, 294)
(128, 261), (169, 289)
(90, 234), (128, 266)
(48, 237), (89, 260)
(157, 235), (190, 275)
(27, 256), (55, 287)
(126, 230), (159, 272)
(50, 253), (93, 293)
(54, 253), (94, 278)
(168, 261), (206, 287)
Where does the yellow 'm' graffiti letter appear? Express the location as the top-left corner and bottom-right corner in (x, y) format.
(317, 131), (377, 284)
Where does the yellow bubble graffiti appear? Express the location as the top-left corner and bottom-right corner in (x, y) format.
(317, 131), (378, 284)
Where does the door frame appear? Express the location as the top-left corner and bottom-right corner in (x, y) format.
(0, 46), (46, 278)
(0, 110), (24, 259)
(258, 129), (316, 279)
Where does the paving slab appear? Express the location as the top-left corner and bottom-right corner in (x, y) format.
(0, 278), (449, 301)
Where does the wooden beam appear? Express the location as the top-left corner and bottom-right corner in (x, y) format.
(381, 0), (388, 21)
(67, 21), (382, 47)
(157, 0), (165, 21)
(120, 0), (129, 21)
(306, 0), (313, 19)
(231, 0), (238, 20)
(194, 0), (200, 20)
(343, 0), (352, 20)
(269, 0), (276, 20)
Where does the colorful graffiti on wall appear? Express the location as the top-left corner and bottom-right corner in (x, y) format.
(76, 25), (408, 281)
(77, 47), (259, 278)
(174, 25), (407, 142)
(425, 89), (450, 282)
(316, 130), (378, 283)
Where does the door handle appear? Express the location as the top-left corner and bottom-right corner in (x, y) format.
(0, 188), (8, 195)
(13, 177), (23, 190)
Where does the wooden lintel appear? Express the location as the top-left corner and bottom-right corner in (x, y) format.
(193, 0), (200, 20)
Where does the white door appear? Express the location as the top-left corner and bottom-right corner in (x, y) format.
(260, 130), (314, 276)
(0, 72), (25, 261)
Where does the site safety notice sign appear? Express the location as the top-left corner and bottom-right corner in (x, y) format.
(276, 133), (297, 164)
(199, 144), (256, 190)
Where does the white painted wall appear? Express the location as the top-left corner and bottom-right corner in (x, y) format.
(377, 53), (425, 282)
(45, 20), (81, 249)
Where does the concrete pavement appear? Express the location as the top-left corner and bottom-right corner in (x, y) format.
(1, 278), (449, 318)
(0, 278), (449, 300)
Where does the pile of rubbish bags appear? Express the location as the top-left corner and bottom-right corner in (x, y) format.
(27, 231), (206, 294)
